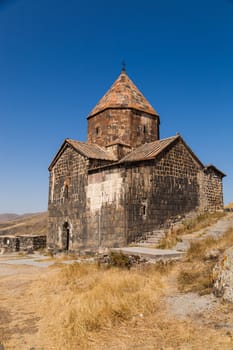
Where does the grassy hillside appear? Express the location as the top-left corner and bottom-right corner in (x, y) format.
(0, 212), (48, 236)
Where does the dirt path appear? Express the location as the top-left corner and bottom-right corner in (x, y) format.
(163, 213), (233, 338)
(0, 252), (80, 349)
(175, 212), (233, 251)
(163, 263), (220, 321)
(0, 264), (44, 349)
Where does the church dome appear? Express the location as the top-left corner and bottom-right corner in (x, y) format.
(88, 69), (159, 118)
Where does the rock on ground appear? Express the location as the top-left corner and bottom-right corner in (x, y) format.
(213, 246), (233, 303)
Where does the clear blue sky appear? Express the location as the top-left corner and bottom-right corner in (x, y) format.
(0, 0), (232, 214)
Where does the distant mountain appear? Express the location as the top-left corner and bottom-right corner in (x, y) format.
(0, 212), (44, 222)
(0, 213), (19, 222)
(0, 212), (48, 236)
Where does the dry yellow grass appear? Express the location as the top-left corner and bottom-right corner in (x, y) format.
(29, 263), (163, 349)
(1, 213), (233, 349)
(158, 211), (226, 249)
(2, 260), (233, 349)
(181, 211), (226, 234)
(178, 228), (233, 295)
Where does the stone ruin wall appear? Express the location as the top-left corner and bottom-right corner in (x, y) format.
(18, 235), (47, 251)
(0, 235), (46, 253)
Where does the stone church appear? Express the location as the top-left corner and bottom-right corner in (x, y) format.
(48, 68), (225, 252)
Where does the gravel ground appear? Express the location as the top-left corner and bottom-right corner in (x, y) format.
(166, 292), (220, 320)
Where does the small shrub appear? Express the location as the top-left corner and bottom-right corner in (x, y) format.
(157, 233), (181, 249)
(108, 252), (132, 269)
(18, 251), (26, 257)
(178, 263), (214, 295)
(152, 260), (175, 274)
(187, 237), (217, 261)
(42, 249), (54, 258)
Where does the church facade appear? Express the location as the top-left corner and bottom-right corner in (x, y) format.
(48, 69), (225, 252)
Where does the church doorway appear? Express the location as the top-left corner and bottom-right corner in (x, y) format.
(62, 221), (70, 250)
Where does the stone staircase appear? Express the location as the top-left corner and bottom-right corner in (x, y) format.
(135, 229), (166, 247)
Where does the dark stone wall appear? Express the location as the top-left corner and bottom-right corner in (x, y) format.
(18, 235), (47, 251)
(87, 109), (159, 149)
(48, 145), (88, 251)
(124, 139), (201, 243)
(48, 139), (224, 251)
(199, 168), (224, 211)
(84, 139), (206, 248)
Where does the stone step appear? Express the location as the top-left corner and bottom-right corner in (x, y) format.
(135, 242), (161, 248)
(145, 237), (163, 243)
(135, 242), (156, 247)
(111, 247), (184, 261)
(134, 230), (166, 247)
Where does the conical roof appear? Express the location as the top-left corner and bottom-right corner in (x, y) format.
(88, 70), (159, 118)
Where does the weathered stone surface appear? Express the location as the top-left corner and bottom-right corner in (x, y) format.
(199, 166), (224, 211)
(213, 247), (233, 302)
(47, 70), (225, 252)
(124, 139), (202, 243)
(88, 108), (159, 149)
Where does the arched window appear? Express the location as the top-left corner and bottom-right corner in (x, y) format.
(141, 203), (147, 218)
(62, 179), (70, 201)
(64, 184), (69, 199)
(62, 221), (70, 250)
(142, 205), (146, 216)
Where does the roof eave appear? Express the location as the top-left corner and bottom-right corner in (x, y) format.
(119, 135), (179, 164)
(48, 139), (117, 171)
(48, 139), (69, 171)
(87, 106), (159, 119)
(204, 164), (226, 178)
(118, 134), (205, 168)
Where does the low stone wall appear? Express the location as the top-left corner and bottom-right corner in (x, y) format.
(0, 235), (47, 253)
(18, 235), (47, 251)
(0, 236), (19, 252)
